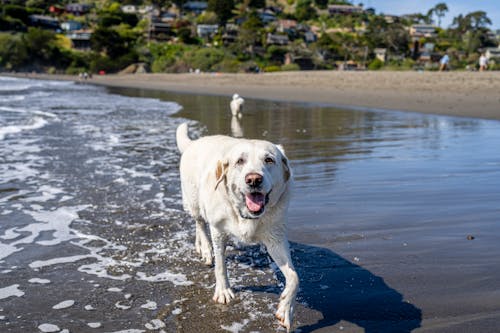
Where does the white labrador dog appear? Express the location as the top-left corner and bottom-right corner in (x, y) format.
(230, 93), (244, 118)
(176, 123), (299, 331)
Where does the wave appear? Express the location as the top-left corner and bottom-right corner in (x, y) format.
(0, 95), (26, 102)
(0, 105), (57, 118)
(0, 76), (75, 92)
(0, 116), (49, 140)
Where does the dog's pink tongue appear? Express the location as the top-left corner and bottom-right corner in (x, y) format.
(246, 193), (265, 212)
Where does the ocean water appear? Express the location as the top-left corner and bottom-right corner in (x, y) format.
(0, 76), (192, 331)
(2, 76), (500, 332)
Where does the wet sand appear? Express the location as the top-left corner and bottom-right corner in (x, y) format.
(21, 70), (500, 121)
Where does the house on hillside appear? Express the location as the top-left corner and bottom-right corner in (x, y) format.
(183, 1), (208, 15)
(65, 4), (92, 16)
(61, 20), (82, 31)
(66, 29), (92, 50)
(276, 19), (297, 34)
(383, 15), (400, 24)
(259, 10), (277, 24)
(303, 31), (316, 44)
(485, 47), (500, 62)
(29, 15), (60, 30)
(328, 5), (364, 15)
(148, 21), (172, 41)
(121, 5), (138, 14)
(222, 24), (239, 45)
(410, 24), (437, 38)
(197, 24), (218, 38)
(161, 12), (177, 23)
(266, 33), (289, 46)
(138, 6), (156, 15)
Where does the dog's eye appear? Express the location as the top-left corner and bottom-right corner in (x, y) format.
(264, 157), (275, 164)
(236, 158), (245, 165)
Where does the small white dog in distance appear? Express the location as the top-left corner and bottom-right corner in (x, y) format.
(176, 123), (299, 331)
(230, 94), (244, 118)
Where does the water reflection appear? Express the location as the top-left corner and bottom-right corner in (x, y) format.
(108, 87), (500, 237)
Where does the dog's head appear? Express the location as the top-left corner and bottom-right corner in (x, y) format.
(215, 140), (291, 220)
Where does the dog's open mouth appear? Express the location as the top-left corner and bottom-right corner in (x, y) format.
(244, 191), (270, 217)
(245, 192), (265, 213)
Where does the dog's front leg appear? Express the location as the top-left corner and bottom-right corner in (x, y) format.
(195, 217), (213, 265)
(264, 238), (299, 332)
(210, 226), (234, 304)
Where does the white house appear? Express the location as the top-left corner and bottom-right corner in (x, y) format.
(485, 47), (500, 61)
(328, 5), (364, 15)
(196, 24), (219, 38)
(61, 20), (82, 31)
(410, 24), (438, 38)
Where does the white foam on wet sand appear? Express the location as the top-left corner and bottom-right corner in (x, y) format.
(221, 319), (250, 333)
(144, 319), (165, 330)
(140, 300), (157, 310)
(52, 300), (75, 309)
(38, 323), (60, 332)
(29, 278), (51, 284)
(136, 270), (193, 286)
(0, 284), (24, 300)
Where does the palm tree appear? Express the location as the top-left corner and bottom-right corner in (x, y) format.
(432, 2), (449, 27)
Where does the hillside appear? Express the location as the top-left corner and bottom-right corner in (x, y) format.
(0, 1), (498, 73)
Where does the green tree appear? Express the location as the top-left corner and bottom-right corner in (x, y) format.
(314, 0), (328, 9)
(429, 2), (449, 27)
(184, 47), (227, 71)
(364, 15), (409, 55)
(208, 0), (235, 26)
(235, 10), (264, 58)
(0, 34), (28, 69)
(466, 11), (492, 30)
(451, 11), (493, 54)
(91, 25), (139, 64)
(249, 0), (266, 9)
(295, 0), (317, 22)
(22, 27), (57, 63)
(364, 15), (386, 50)
(3, 5), (30, 26)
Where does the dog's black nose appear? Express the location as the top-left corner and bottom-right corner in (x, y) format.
(245, 173), (263, 187)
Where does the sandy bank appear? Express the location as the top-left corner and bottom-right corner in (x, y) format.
(22, 70), (499, 121)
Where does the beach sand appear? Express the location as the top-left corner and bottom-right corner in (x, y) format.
(69, 71), (500, 121)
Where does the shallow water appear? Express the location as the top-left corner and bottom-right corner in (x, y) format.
(112, 87), (500, 331)
(112, 87), (500, 244)
(2, 77), (500, 332)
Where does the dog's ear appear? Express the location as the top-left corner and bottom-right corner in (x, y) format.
(276, 145), (291, 182)
(215, 160), (229, 190)
(282, 157), (291, 182)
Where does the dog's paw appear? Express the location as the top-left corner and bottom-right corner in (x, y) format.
(195, 240), (213, 266)
(276, 298), (294, 332)
(200, 248), (213, 266)
(213, 287), (234, 304)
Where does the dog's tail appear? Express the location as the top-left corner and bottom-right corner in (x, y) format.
(176, 122), (192, 154)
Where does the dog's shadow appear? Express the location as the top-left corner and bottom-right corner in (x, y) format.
(290, 242), (422, 332)
(233, 242), (422, 332)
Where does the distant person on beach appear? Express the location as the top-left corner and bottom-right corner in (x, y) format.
(439, 53), (450, 71)
(479, 53), (488, 71)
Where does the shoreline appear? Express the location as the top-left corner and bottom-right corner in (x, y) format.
(3, 73), (500, 333)
(5, 71), (500, 121)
